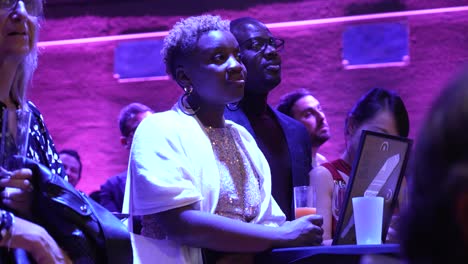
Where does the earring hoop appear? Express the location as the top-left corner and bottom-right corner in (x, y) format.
(179, 86), (200, 116)
(226, 102), (240, 111)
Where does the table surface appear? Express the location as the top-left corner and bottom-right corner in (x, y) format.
(266, 243), (400, 264)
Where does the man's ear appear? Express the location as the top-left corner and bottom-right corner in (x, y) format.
(120, 136), (129, 149)
(346, 117), (357, 137)
(175, 66), (191, 89)
(455, 191), (468, 243)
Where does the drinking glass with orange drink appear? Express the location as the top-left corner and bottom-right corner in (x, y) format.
(293, 186), (317, 219)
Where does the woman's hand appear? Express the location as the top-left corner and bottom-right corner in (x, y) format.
(4, 215), (72, 264)
(0, 168), (34, 218)
(278, 214), (324, 247)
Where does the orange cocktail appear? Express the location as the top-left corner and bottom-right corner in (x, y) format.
(295, 207), (317, 219)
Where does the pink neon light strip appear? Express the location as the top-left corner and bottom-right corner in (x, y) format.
(344, 61), (409, 70)
(267, 5), (468, 29)
(37, 5), (468, 47)
(115, 75), (170, 83)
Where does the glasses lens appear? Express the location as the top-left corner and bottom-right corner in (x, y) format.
(273, 38), (284, 51)
(243, 37), (285, 53)
(1, 0), (42, 17)
(24, 0), (42, 17)
(247, 39), (265, 52)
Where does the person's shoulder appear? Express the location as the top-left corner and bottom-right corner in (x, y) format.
(101, 171), (126, 187)
(227, 119), (247, 132)
(143, 110), (172, 123)
(227, 120), (255, 142)
(110, 171), (127, 182)
(272, 108), (307, 130)
(224, 107), (244, 119)
(310, 163), (334, 187)
(310, 164), (332, 175)
(26, 101), (41, 115)
(272, 108), (310, 143)
(316, 153), (328, 165)
(27, 100), (37, 109)
(139, 109), (185, 131)
(224, 108), (249, 127)
(116, 171), (127, 180)
(135, 109), (199, 146)
(274, 109), (304, 127)
(26, 101), (46, 126)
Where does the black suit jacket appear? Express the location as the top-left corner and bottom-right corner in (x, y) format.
(100, 171), (127, 213)
(225, 106), (312, 218)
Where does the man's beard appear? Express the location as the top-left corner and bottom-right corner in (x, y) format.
(311, 133), (330, 148)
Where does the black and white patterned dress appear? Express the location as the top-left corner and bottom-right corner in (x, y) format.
(0, 101), (65, 179)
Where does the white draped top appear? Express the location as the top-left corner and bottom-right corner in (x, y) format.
(123, 102), (285, 263)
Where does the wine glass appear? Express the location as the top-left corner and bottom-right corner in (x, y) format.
(331, 181), (347, 222)
(1, 109), (32, 170)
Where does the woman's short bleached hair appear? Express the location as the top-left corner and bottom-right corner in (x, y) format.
(161, 14), (230, 80)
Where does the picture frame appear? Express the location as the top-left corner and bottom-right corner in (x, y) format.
(332, 130), (413, 245)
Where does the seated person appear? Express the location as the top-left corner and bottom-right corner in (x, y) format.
(59, 150), (102, 203)
(123, 14), (323, 264)
(89, 190), (101, 203)
(59, 149), (82, 187)
(100, 102), (153, 213)
(310, 88), (410, 243)
(0, 1), (73, 262)
(400, 67), (468, 263)
(277, 88), (331, 168)
(1, 2), (131, 263)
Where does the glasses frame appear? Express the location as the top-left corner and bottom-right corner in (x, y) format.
(0, 0), (43, 17)
(240, 37), (285, 54)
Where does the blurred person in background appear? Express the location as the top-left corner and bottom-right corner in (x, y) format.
(277, 88), (331, 168)
(400, 67), (468, 263)
(310, 88), (410, 244)
(58, 149), (82, 187)
(99, 102), (153, 213)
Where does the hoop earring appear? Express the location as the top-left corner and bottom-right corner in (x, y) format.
(226, 102), (240, 111)
(179, 86), (200, 116)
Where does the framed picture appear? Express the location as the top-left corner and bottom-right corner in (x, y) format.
(332, 130), (413, 245)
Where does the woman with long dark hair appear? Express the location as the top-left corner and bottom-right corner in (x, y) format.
(310, 87), (409, 243)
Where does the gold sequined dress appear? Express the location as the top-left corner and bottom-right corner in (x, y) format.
(141, 124), (262, 238)
(202, 125), (262, 263)
(205, 125), (262, 222)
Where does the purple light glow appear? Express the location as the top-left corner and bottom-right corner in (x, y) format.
(38, 5), (468, 47)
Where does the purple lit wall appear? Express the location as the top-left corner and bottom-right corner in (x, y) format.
(30, 0), (468, 193)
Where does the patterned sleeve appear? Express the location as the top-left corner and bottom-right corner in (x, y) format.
(27, 101), (66, 179)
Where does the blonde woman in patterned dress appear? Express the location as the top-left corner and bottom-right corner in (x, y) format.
(0, 1), (71, 263)
(123, 14), (323, 264)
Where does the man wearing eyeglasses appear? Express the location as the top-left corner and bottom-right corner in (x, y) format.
(225, 17), (312, 221)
